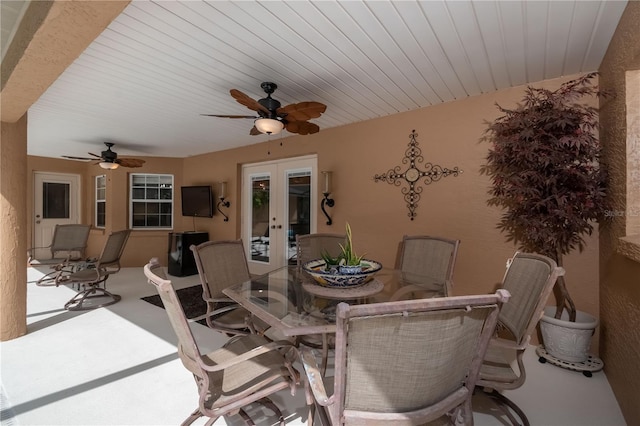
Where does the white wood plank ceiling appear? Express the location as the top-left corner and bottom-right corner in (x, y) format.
(16, 0), (628, 159)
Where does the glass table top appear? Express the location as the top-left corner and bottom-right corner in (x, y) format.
(223, 266), (445, 337)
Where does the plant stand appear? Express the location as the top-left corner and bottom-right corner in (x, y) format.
(536, 345), (603, 377)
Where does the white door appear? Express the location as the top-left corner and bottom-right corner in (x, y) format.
(242, 155), (317, 275)
(33, 172), (81, 259)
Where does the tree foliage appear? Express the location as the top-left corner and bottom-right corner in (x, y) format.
(480, 72), (609, 320)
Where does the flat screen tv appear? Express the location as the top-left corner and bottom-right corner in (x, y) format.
(181, 185), (214, 217)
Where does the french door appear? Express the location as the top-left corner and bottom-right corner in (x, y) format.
(242, 155), (317, 275)
(33, 172), (81, 259)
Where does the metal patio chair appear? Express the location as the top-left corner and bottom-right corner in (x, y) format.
(27, 224), (91, 286)
(476, 252), (565, 426)
(396, 235), (460, 296)
(301, 290), (510, 425)
(55, 229), (130, 310)
(144, 258), (305, 426)
(191, 240), (265, 336)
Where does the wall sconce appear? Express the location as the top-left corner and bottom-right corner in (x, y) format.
(217, 181), (230, 222)
(320, 171), (334, 225)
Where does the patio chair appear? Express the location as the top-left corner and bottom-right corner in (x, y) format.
(476, 252), (565, 426)
(191, 240), (265, 336)
(396, 235), (460, 296)
(27, 224), (91, 286)
(295, 233), (345, 269)
(294, 233), (346, 370)
(55, 229), (131, 311)
(143, 258), (304, 426)
(301, 290), (510, 426)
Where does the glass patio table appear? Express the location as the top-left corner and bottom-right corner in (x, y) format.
(223, 265), (446, 339)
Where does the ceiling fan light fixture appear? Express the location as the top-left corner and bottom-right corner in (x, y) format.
(99, 161), (119, 170)
(254, 118), (284, 135)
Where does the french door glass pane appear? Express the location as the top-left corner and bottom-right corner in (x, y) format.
(251, 174), (270, 262)
(42, 182), (70, 219)
(287, 171), (311, 264)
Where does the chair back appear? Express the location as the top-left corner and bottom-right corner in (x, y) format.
(96, 229), (131, 269)
(498, 252), (565, 345)
(398, 235), (460, 282)
(143, 260), (203, 376)
(296, 233), (346, 267)
(191, 240), (250, 299)
(329, 291), (509, 425)
(28, 224), (91, 263)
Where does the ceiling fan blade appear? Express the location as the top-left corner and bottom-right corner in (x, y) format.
(88, 152), (102, 158)
(200, 114), (258, 119)
(62, 155), (93, 161)
(230, 89), (270, 115)
(249, 126), (262, 136)
(285, 121), (320, 135)
(116, 158), (146, 168)
(278, 101), (327, 121)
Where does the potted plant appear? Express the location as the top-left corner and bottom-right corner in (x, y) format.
(337, 223), (365, 274)
(480, 72), (609, 363)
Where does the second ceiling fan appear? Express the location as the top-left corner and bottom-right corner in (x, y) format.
(202, 82), (326, 135)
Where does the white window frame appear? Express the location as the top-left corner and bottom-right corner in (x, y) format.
(95, 175), (106, 228)
(129, 173), (174, 230)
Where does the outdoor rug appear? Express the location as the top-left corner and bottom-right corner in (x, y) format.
(141, 285), (208, 325)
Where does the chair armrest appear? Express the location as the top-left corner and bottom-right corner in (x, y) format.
(490, 335), (530, 351)
(300, 347), (333, 406)
(199, 340), (297, 372)
(203, 304), (241, 317)
(203, 296), (238, 304)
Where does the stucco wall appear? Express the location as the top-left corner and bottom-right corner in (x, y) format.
(1, 116), (28, 340)
(598, 1), (640, 424)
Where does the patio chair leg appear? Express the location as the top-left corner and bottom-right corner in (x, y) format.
(481, 388), (530, 426)
(236, 408), (256, 426)
(181, 408), (203, 426)
(257, 397), (284, 425)
(64, 286), (121, 311)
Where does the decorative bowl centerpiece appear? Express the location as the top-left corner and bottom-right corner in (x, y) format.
(302, 259), (382, 288)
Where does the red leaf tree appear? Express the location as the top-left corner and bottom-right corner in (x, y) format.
(480, 73), (609, 321)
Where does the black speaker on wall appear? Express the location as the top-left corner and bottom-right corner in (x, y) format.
(167, 231), (209, 277)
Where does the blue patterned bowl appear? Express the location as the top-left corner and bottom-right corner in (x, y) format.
(302, 259), (382, 287)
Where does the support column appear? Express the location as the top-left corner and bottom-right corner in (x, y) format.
(0, 115), (28, 340)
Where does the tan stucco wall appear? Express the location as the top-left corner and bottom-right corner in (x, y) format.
(598, 1), (640, 424)
(0, 116), (28, 340)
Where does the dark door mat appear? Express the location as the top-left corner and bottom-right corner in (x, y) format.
(141, 285), (208, 325)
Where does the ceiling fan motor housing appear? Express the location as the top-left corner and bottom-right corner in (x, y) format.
(258, 96), (281, 119)
(101, 143), (118, 161)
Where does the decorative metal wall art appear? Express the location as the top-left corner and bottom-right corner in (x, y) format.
(373, 130), (462, 220)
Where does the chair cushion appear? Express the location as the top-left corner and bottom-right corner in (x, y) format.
(478, 343), (519, 383)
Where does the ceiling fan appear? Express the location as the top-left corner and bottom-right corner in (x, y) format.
(202, 82), (327, 135)
(62, 142), (146, 169)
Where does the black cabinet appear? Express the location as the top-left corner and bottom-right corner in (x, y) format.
(167, 232), (208, 277)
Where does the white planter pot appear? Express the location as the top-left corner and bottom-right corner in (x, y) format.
(539, 306), (598, 363)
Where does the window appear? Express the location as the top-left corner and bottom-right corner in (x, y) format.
(130, 174), (173, 229)
(95, 175), (106, 228)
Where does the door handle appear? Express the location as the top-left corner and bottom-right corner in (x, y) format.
(277, 225), (282, 229)
(271, 225), (276, 229)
